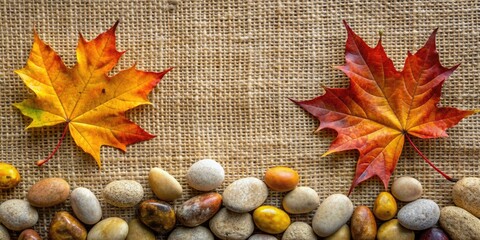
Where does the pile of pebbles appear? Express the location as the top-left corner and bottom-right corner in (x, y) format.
(0, 159), (479, 240)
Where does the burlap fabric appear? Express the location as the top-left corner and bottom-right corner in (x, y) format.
(1, 0), (478, 239)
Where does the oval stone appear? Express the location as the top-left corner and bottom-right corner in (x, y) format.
(391, 176), (423, 202)
(168, 226), (214, 240)
(27, 178), (70, 207)
(49, 211), (87, 240)
(419, 227), (449, 240)
(19, 229), (42, 240)
(249, 234), (277, 240)
(282, 186), (319, 214)
(222, 177), (268, 213)
(126, 218), (155, 240)
(103, 180), (144, 208)
(149, 167), (182, 201)
(186, 159), (225, 191)
(377, 219), (414, 240)
(324, 224), (350, 240)
(0, 224), (10, 240)
(0, 162), (21, 190)
(71, 187), (102, 225)
(0, 199), (38, 231)
(87, 217), (128, 240)
(398, 199), (439, 231)
(373, 192), (397, 221)
(137, 199), (176, 234)
(209, 208), (254, 240)
(439, 206), (480, 240)
(452, 177), (480, 217)
(177, 192), (222, 227)
(264, 166), (299, 192)
(253, 206), (290, 234)
(351, 206), (376, 240)
(281, 222), (317, 240)
(312, 194), (353, 237)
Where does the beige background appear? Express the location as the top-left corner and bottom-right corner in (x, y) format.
(1, 0), (479, 239)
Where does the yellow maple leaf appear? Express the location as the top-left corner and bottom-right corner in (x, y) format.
(14, 22), (171, 167)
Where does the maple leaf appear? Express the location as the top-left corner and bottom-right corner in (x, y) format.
(14, 21), (171, 167)
(293, 21), (477, 193)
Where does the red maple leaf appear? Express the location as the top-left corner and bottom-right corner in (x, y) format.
(293, 21), (477, 193)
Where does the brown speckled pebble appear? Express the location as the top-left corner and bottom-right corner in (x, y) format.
(27, 178), (70, 207)
(103, 180), (144, 208)
(137, 199), (176, 234)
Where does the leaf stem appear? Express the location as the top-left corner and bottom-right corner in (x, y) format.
(405, 134), (457, 182)
(36, 123), (69, 167)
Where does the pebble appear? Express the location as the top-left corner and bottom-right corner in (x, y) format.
(87, 217), (128, 240)
(312, 194), (353, 237)
(137, 199), (176, 234)
(350, 206), (376, 240)
(186, 159), (225, 191)
(177, 192), (222, 227)
(391, 176), (423, 202)
(49, 211), (87, 240)
(249, 234), (277, 240)
(209, 208), (254, 240)
(452, 177), (480, 217)
(168, 226), (214, 240)
(223, 177), (268, 213)
(27, 178), (70, 207)
(0, 199), (38, 231)
(19, 229), (42, 240)
(373, 192), (397, 221)
(282, 186), (319, 214)
(398, 199), (439, 231)
(377, 219), (414, 240)
(324, 224), (350, 240)
(282, 222), (317, 240)
(126, 218), (155, 240)
(71, 187), (102, 225)
(439, 206), (480, 240)
(0, 162), (20, 189)
(419, 227), (449, 240)
(264, 166), (299, 192)
(149, 167), (182, 201)
(0, 224), (10, 240)
(103, 180), (144, 208)
(253, 205), (290, 234)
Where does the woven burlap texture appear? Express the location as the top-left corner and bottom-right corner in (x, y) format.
(1, 0), (479, 239)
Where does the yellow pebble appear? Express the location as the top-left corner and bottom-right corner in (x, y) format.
(373, 192), (397, 221)
(0, 162), (20, 190)
(253, 205), (291, 234)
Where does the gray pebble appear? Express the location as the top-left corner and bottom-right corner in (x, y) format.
(103, 180), (144, 208)
(209, 208), (254, 240)
(249, 234), (277, 240)
(398, 199), (439, 230)
(0, 224), (10, 240)
(282, 187), (319, 214)
(168, 226), (214, 240)
(187, 159), (225, 191)
(312, 194), (353, 237)
(282, 222), (317, 240)
(71, 187), (102, 225)
(0, 199), (38, 231)
(223, 177), (268, 213)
